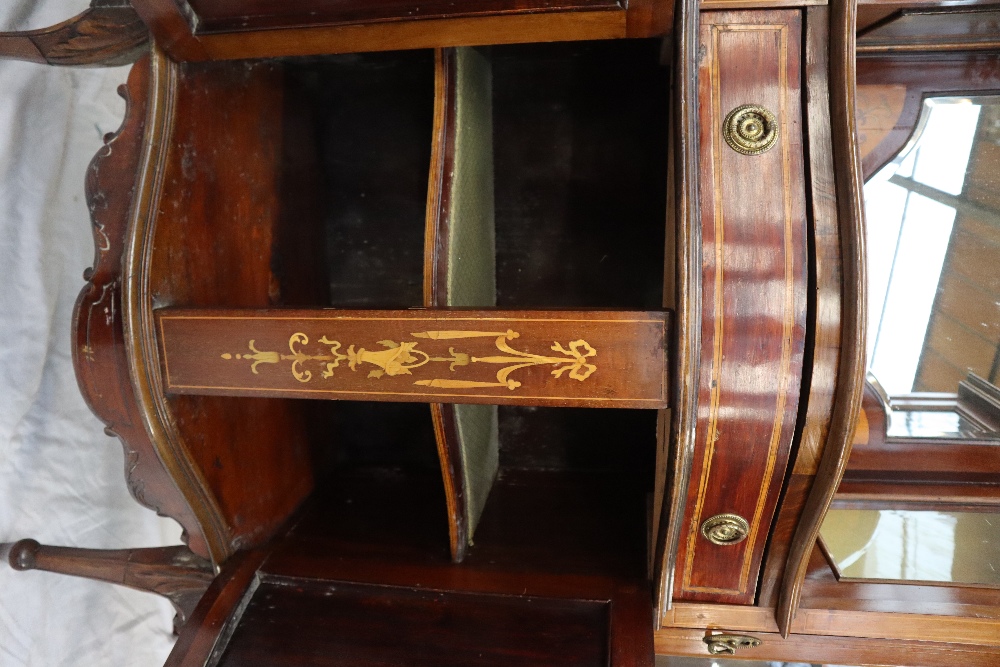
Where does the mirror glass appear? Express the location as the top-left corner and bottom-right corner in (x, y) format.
(655, 658), (821, 667)
(820, 95), (1000, 588)
(865, 96), (1000, 399)
(822, 509), (1000, 587)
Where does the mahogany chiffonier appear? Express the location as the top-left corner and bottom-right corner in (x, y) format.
(2, 0), (999, 665)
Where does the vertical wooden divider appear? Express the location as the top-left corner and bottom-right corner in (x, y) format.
(423, 47), (500, 563)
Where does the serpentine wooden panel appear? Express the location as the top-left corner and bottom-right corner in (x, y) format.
(72, 54), (212, 560)
(673, 9), (807, 605)
(156, 309), (670, 409)
(127, 53), (320, 561)
(775, 0), (868, 635)
(655, 0), (702, 619)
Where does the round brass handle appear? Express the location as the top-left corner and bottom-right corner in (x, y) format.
(701, 513), (749, 545)
(723, 104), (778, 155)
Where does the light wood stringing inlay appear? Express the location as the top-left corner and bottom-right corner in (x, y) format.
(156, 310), (669, 409)
(679, 12), (806, 600)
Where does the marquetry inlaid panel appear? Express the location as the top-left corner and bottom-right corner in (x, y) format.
(156, 309), (670, 409)
(674, 9), (808, 604)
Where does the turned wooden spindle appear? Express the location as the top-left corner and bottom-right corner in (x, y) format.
(2, 539), (215, 633)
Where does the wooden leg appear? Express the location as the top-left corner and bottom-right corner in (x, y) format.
(2, 539), (215, 634)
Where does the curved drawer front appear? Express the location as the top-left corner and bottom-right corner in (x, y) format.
(674, 8), (808, 604)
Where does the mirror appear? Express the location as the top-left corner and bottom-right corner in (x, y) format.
(656, 659), (820, 666)
(822, 509), (1000, 587)
(864, 95), (1000, 439)
(820, 95), (1000, 588)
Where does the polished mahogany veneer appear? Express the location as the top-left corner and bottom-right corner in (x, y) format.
(188, 0), (623, 33)
(129, 0), (673, 61)
(156, 309), (670, 408)
(673, 8), (808, 606)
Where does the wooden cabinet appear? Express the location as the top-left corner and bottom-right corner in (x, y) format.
(2, 1), (999, 665)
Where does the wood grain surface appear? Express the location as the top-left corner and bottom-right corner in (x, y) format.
(749, 5), (843, 624)
(793, 4), (840, 478)
(833, 480), (1000, 512)
(751, 0), (839, 623)
(186, 0), (622, 33)
(844, 381), (1000, 485)
(126, 52), (318, 562)
(3, 538), (213, 634)
(162, 548), (271, 667)
(156, 309), (670, 408)
(71, 54), (214, 559)
(857, 6), (1000, 53)
(857, 52), (1000, 178)
(166, 469), (653, 667)
(655, 0), (702, 621)
(216, 579), (611, 667)
(674, 8), (808, 605)
(654, 625), (1000, 665)
(130, 0), (673, 61)
(776, 0), (869, 636)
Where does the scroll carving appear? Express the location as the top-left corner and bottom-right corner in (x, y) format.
(72, 56), (211, 560)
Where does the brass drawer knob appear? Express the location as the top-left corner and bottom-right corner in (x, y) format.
(723, 104), (778, 155)
(701, 513), (749, 545)
(704, 633), (762, 655)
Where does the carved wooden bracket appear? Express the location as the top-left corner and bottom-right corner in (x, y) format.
(0, 3), (147, 67)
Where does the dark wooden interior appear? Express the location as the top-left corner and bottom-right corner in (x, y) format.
(491, 40), (668, 309)
(217, 578), (611, 667)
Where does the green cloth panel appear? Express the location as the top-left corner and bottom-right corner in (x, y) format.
(447, 47), (499, 544)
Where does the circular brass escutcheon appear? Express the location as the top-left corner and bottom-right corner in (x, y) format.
(723, 104), (778, 155)
(701, 513), (750, 546)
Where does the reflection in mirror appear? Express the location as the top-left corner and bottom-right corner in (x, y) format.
(881, 373), (1000, 439)
(655, 658), (822, 667)
(825, 96), (1000, 590)
(821, 509), (1000, 587)
(864, 96), (1000, 439)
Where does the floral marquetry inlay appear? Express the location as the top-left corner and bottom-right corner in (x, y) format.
(159, 309), (667, 408)
(221, 330), (598, 391)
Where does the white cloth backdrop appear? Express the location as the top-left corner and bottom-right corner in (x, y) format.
(0, 2), (180, 665)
